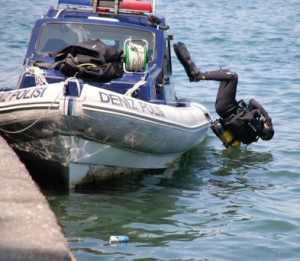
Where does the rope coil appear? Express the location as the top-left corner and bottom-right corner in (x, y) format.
(124, 39), (148, 72)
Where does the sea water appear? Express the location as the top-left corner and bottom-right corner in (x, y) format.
(1, 0), (300, 260)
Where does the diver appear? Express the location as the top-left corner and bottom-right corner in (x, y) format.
(173, 42), (274, 148)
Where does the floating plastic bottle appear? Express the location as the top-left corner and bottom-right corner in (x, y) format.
(109, 235), (129, 244)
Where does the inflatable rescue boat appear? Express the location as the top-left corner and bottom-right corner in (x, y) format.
(0, 0), (211, 188)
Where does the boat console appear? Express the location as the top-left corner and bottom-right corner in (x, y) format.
(20, 0), (173, 104)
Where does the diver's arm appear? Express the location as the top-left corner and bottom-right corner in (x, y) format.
(248, 99), (272, 126)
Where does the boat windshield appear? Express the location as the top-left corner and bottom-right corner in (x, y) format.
(36, 22), (155, 58)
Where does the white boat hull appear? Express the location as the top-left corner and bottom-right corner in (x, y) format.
(0, 83), (210, 187)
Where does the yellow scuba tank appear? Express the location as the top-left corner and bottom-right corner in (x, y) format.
(222, 129), (241, 148)
(211, 120), (241, 148)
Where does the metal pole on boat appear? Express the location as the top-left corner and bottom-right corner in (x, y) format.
(93, 0), (98, 12)
(153, 0), (156, 14)
(114, 0), (119, 14)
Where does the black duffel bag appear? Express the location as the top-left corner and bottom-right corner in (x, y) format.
(38, 39), (124, 82)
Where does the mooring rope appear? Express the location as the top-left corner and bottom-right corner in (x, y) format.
(0, 68), (67, 134)
(125, 78), (146, 97)
(26, 66), (48, 86)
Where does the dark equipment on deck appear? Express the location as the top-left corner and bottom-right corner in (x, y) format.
(36, 39), (124, 82)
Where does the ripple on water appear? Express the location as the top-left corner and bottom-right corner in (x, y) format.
(2, 0), (300, 260)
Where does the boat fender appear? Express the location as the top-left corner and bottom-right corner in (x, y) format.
(173, 42), (201, 82)
(211, 119), (241, 148)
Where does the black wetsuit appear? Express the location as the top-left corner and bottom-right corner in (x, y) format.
(173, 42), (274, 144)
(196, 69), (274, 144)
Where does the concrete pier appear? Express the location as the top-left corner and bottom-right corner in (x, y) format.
(0, 137), (74, 261)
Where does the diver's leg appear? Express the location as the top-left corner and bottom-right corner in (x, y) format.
(210, 70), (239, 118)
(173, 42), (201, 81)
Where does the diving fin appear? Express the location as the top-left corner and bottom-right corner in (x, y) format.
(173, 42), (201, 82)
